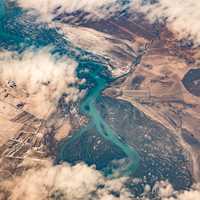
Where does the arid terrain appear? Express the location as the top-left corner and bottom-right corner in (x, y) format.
(0, 79), (86, 194)
(102, 21), (200, 180)
(1, 1), (200, 199)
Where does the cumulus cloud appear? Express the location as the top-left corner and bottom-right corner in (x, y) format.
(173, 188), (200, 200)
(3, 163), (200, 200)
(131, 0), (200, 45)
(151, 181), (200, 200)
(16, 0), (124, 23)
(0, 48), (81, 118)
(1, 159), (134, 200)
(16, 0), (200, 45)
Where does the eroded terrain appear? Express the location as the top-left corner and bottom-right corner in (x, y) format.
(102, 22), (200, 180)
(1, 1), (200, 199)
(0, 81), (86, 185)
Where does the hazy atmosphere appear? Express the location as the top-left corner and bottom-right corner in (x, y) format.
(0, 1), (200, 200)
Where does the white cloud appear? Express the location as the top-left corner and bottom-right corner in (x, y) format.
(173, 189), (200, 200)
(1, 158), (200, 200)
(1, 159), (134, 200)
(0, 48), (81, 118)
(131, 0), (200, 45)
(152, 181), (200, 200)
(153, 180), (174, 198)
(16, 0), (200, 45)
(16, 0), (122, 23)
(4, 1), (200, 200)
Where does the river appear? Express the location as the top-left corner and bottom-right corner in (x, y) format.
(0, 0), (5, 19)
(59, 62), (140, 176)
(0, 2), (140, 176)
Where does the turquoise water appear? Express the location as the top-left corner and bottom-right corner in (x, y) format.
(60, 62), (140, 176)
(0, 0), (5, 19)
(0, 3), (193, 191)
(0, 4), (140, 176)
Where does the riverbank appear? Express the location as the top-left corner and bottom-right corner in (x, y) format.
(58, 61), (140, 176)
